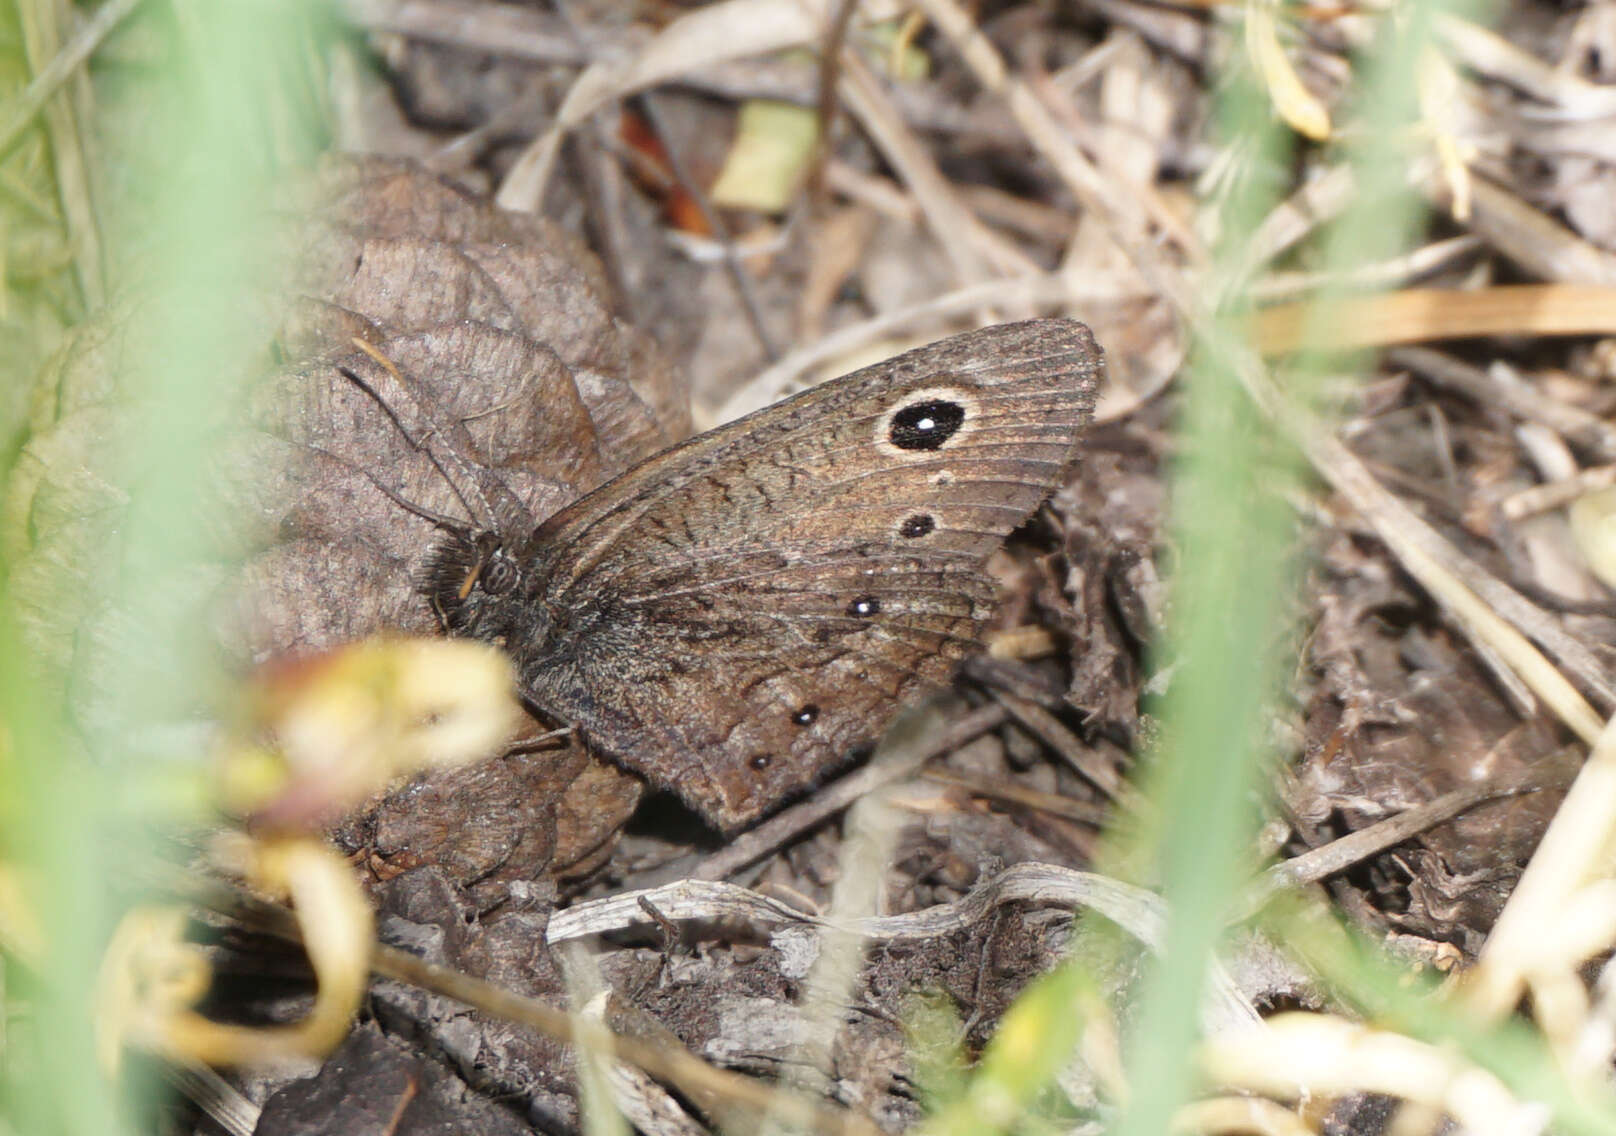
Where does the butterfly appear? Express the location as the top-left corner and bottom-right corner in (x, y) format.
(359, 319), (1101, 832)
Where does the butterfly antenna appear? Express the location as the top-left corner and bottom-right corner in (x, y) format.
(337, 347), (495, 532)
(300, 441), (476, 539)
(362, 466), (476, 537)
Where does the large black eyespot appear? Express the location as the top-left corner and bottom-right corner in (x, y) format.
(480, 555), (518, 595)
(847, 595), (880, 618)
(889, 399), (965, 451)
(899, 513), (935, 538)
(749, 754), (772, 770)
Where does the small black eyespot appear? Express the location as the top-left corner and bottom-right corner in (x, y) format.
(480, 556), (518, 595)
(749, 754), (771, 770)
(847, 595), (880, 618)
(889, 399), (965, 451)
(899, 513), (935, 538)
(792, 705), (819, 726)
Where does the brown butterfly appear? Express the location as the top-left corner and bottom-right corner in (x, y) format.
(402, 319), (1102, 832)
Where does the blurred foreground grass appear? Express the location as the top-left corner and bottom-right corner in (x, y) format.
(1, 1), (328, 1131)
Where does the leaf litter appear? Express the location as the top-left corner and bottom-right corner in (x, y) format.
(8, 0), (1616, 1132)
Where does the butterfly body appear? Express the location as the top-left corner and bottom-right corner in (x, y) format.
(426, 319), (1103, 831)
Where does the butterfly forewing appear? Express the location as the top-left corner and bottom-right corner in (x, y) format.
(505, 320), (1103, 831)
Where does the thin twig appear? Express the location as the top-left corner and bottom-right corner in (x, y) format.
(991, 688), (1124, 799)
(1503, 465), (1616, 521)
(920, 766), (1112, 826)
(629, 91), (780, 360)
(1242, 746), (1582, 914)
(806, 0), (859, 212)
(1390, 345), (1616, 463)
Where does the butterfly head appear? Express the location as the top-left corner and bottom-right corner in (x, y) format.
(423, 528), (543, 650)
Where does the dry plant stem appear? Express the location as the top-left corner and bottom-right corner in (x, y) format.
(963, 182), (1090, 246)
(1267, 157), (1616, 289)
(577, 115), (641, 324)
(552, 865), (1165, 947)
(1390, 346), (1616, 463)
(0, 0), (140, 159)
(711, 273), (1136, 423)
(1083, 0), (1209, 65)
(822, 159), (919, 222)
(1471, 712), (1616, 1019)
(919, 766), (1111, 826)
(345, 0), (999, 136)
(12, 0), (132, 308)
(495, 0), (823, 211)
(1198, 1013), (1534, 1136)
(557, 945), (658, 1132)
(196, 879), (877, 1136)
(1282, 420), (1616, 730)
(1435, 12), (1616, 118)
(166, 1062), (260, 1136)
(345, 0), (587, 62)
(1462, 632), (1542, 724)
(1250, 235), (1483, 303)
(1239, 165), (1357, 281)
(602, 995), (765, 1132)
(1243, 747), (1581, 914)
(912, 0), (1204, 325)
(769, 790), (906, 1118)
(629, 89), (779, 360)
(993, 688), (1124, 798)
(805, 0), (858, 210)
(1299, 425), (1609, 740)
(376, 943), (878, 1136)
(1024, 65), (1199, 259)
(549, 866), (1260, 1034)
(690, 703), (1009, 881)
(913, 0), (1189, 267)
(796, 205), (877, 339)
(1171, 1096), (1316, 1136)
(1504, 465), (1616, 521)
(1256, 285), (1616, 356)
(834, 51), (1027, 283)
(1429, 173), (1616, 287)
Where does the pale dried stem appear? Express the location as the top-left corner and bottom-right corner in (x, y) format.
(834, 50), (1033, 283)
(1504, 465), (1616, 521)
(1470, 713), (1616, 1020)
(1199, 1013), (1537, 1136)
(912, 0), (1197, 272)
(710, 272), (1143, 425)
(1295, 423), (1609, 739)
(1436, 12), (1616, 119)
(9, 0), (135, 309)
(1249, 235), (1481, 302)
(1389, 344), (1616, 463)
(766, 787), (905, 1122)
(1171, 1096), (1317, 1136)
